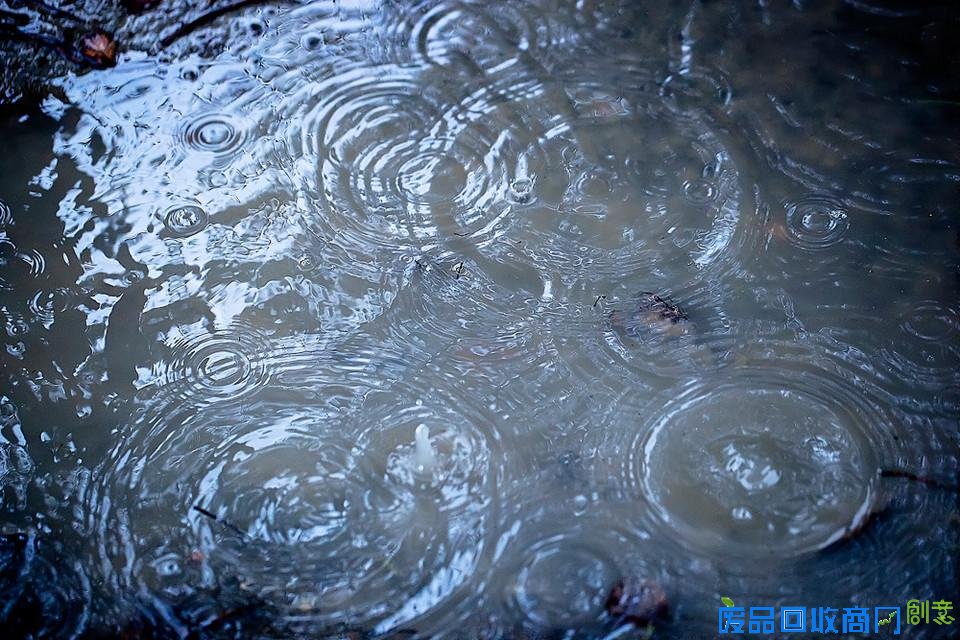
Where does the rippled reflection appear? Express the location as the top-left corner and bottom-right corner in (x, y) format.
(0, 0), (957, 638)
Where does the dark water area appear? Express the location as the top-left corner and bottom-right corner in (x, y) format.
(0, 0), (958, 638)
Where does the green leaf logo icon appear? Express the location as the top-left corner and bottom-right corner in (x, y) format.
(721, 597), (735, 608)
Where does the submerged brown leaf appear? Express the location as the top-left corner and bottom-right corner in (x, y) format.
(606, 578), (670, 628)
(80, 30), (117, 68)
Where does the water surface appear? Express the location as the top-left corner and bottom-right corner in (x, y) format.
(1, 0), (958, 638)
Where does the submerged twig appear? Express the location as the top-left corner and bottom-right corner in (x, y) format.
(193, 504), (247, 540)
(196, 601), (263, 636)
(880, 469), (960, 493)
(159, 0), (297, 49)
(15, 0), (88, 27)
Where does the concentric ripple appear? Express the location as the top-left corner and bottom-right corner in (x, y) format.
(438, 74), (756, 295)
(368, 251), (548, 387)
(881, 299), (960, 388)
(600, 343), (903, 561)
(151, 324), (275, 406)
(275, 64), (508, 263)
(338, 379), (503, 634)
(637, 383), (877, 557)
(781, 194), (850, 251)
(85, 375), (502, 634)
(163, 204), (209, 238)
(505, 536), (620, 631)
(389, 0), (551, 68)
(484, 486), (664, 638)
(181, 113), (250, 158)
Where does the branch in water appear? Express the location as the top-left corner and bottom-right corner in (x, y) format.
(160, 0), (298, 49)
(14, 0), (88, 27)
(193, 504), (247, 540)
(880, 469), (960, 493)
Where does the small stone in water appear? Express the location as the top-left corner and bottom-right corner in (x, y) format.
(605, 577), (669, 627)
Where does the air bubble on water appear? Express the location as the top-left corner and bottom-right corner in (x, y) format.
(732, 506), (753, 521)
(208, 170), (228, 187)
(509, 176), (535, 203)
(541, 276), (554, 301)
(573, 495), (588, 513)
(164, 205), (209, 237)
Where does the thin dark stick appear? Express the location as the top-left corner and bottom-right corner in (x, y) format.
(0, 25), (70, 58)
(16, 0), (89, 27)
(0, 9), (31, 27)
(193, 504), (247, 539)
(880, 469), (960, 493)
(160, 0), (297, 48)
(197, 601), (262, 634)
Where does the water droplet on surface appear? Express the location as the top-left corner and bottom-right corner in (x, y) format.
(509, 177), (535, 203)
(614, 357), (887, 559)
(682, 177), (718, 205)
(182, 114), (248, 158)
(164, 205), (208, 237)
(573, 494), (588, 513)
(414, 423), (436, 475)
(782, 194), (850, 251)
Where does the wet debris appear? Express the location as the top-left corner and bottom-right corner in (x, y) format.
(78, 29), (116, 67)
(91, 578), (272, 640)
(605, 578), (670, 628)
(635, 292), (688, 323)
(0, 1), (117, 69)
(609, 291), (690, 339)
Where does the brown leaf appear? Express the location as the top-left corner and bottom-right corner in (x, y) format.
(80, 30), (117, 68)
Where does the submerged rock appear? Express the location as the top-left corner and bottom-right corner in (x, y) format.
(605, 578), (669, 628)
